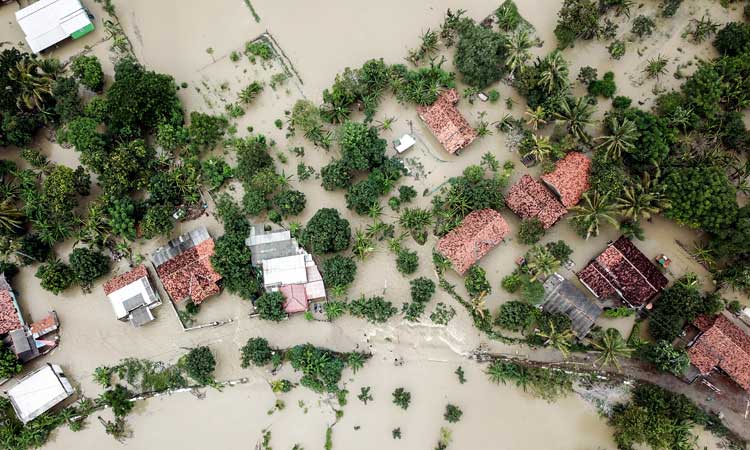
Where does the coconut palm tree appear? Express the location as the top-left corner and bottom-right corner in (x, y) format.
(539, 50), (569, 95)
(596, 117), (638, 160)
(554, 97), (596, 144)
(399, 207), (433, 244)
(615, 182), (667, 222)
(523, 134), (553, 163)
(536, 321), (574, 359)
(591, 328), (632, 369)
(9, 59), (55, 111)
(505, 29), (533, 74)
(526, 245), (560, 281)
(524, 106), (547, 130)
(0, 201), (22, 233)
(569, 191), (618, 239)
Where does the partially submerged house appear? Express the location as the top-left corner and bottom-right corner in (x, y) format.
(246, 225), (326, 314)
(103, 265), (162, 327)
(152, 227), (222, 305)
(542, 273), (603, 338)
(416, 89), (477, 155)
(435, 209), (510, 275)
(577, 236), (668, 308)
(0, 274), (59, 363)
(541, 152), (591, 208)
(15, 0), (95, 54)
(6, 363), (74, 424)
(505, 174), (568, 229)
(688, 314), (750, 392)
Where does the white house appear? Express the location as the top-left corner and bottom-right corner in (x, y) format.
(15, 0), (94, 53)
(7, 363), (74, 424)
(102, 265), (161, 327)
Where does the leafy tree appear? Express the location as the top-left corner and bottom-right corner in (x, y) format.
(680, 62), (722, 120)
(501, 273), (523, 293)
(338, 121), (386, 171)
(554, 0), (600, 49)
(392, 387), (411, 409)
(518, 218), (545, 245)
(52, 77), (82, 123)
(465, 265), (491, 297)
(107, 198), (137, 240)
(272, 189), (306, 218)
(255, 291), (287, 321)
(714, 22), (750, 56)
(286, 343), (348, 392)
(181, 346), (216, 385)
(71, 55), (104, 92)
(69, 247), (110, 291)
(0, 342), (21, 379)
(320, 159), (352, 191)
(588, 71), (617, 98)
(349, 295), (397, 323)
(240, 337), (274, 368)
(663, 167), (737, 233)
(232, 135), (274, 184)
(648, 279), (703, 342)
(410, 277), (435, 303)
(99, 384), (134, 418)
(641, 341), (690, 375)
(300, 208), (351, 254)
(521, 279), (545, 304)
(322, 255), (357, 289)
(395, 249), (419, 275)
(345, 177), (382, 215)
(201, 156), (233, 191)
(444, 404), (463, 423)
(187, 112), (227, 152)
(36, 259), (75, 294)
(453, 20), (508, 88)
(17, 234), (51, 265)
(611, 107), (673, 169)
(589, 150), (626, 197)
(210, 233), (259, 300)
(546, 240), (573, 263)
(140, 204), (174, 239)
(242, 188), (267, 216)
(494, 300), (540, 332)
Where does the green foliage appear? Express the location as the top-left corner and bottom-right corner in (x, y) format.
(35, 259), (75, 294)
(501, 273), (523, 293)
(410, 277), (436, 304)
(641, 341), (690, 375)
(396, 249), (419, 275)
(444, 404), (463, 423)
(648, 278), (703, 342)
(554, 0), (600, 49)
(494, 301), (540, 333)
(211, 233), (259, 300)
(255, 291), (287, 321)
(71, 55), (104, 92)
(181, 346), (216, 385)
(239, 81), (264, 104)
(272, 189), (306, 218)
(603, 307), (635, 318)
(714, 22), (750, 56)
(348, 295), (397, 323)
(607, 40), (626, 60)
(320, 159), (352, 191)
(52, 77), (82, 123)
(240, 337), (275, 368)
(453, 20), (508, 88)
(631, 15), (656, 38)
(201, 156), (233, 191)
(520, 279), (545, 304)
(69, 247), (110, 291)
(430, 302), (456, 325)
(680, 62), (722, 119)
(517, 218), (545, 244)
(358, 386), (373, 404)
(465, 265), (491, 297)
(486, 360), (573, 401)
(245, 41), (273, 61)
(391, 62), (455, 106)
(589, 150), (626, 197)
(392, 387), (411, 409)
(232, 134), (274, 184)
(338, 121), (387, 171)
(287, 344), (349, 393)
(546, 240), (573, 263)
(99, 384), (134, 417)
(107, 198), (137, 240)
(663, 167), (736, 233)
(322, 255), (357, 289)
(588, 71), (616, 98)
(300, 208), (351, 254)
(325, 300), (347, 321)
(0, 342), (21, 379)
(455, 366), (466, 384)
(188, 111), (227, 152)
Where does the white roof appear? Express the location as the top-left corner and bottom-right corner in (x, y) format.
(8, 364), (74, 424)
(395, 134), (416, 153)
(741, 308), (750, 327)
(262, 254), (308, 287)
(15, 0), (92, 53)
(107, 277), (160, 320)
(247, 229), (291, 247)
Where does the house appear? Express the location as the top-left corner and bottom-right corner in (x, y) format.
(0, 274), (24, 336)
(541, 152), (591, 208)
(246, 225), (327, 313)
(435, 209), (510, 275)
(577, 236), (668, 308)
(542, 273), (603, 338)
(394, 134), (416, 154)
(688, 314), (750, 392)
(416, 89), (477, 155)
(505, 174), (568, 229)
(152, 227), (222, 305)
(103, 265), (162, 327)
(6, 363), (74, 424)
(15, 0), (95, 54)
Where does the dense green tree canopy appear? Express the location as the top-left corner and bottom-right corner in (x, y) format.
(300, 208), (351, 254)
(662, 167), (737, 233)
(453, 20), (508, 88)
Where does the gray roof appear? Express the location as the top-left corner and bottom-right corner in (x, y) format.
(128, 305), (155, 327)
(9, 328), (38, 362)
(543, 273), (603, 338)
(152, 227), (211, 268)
(246, 224), (300, 266)
(122, 293), (146, 313)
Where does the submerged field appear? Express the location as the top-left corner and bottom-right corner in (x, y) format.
(0, 0), (748, 449)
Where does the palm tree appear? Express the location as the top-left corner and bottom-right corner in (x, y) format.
(505, 29), (533, 74)
(524, 106), (547, 130)
(615, 181), (667, 222)
(352, 229), (375, 260)
(539, 50), (569, 94)
(469, 291), (487, 319)
(0, 201), (22, 233)
(523, 134), (553, 163)
(591, 328), (632, 369)
(569, 191), (618, 240)
(554, 97), (596, 144)
(536, 321), (574, 359)
(399, 208), (433, 244)
(9, 59), (54, 111)
(526, 245), (560, 281)
(596, 117), (637, 160)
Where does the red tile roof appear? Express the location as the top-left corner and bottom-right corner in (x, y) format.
(541, 152), (591, 207)
(436, 209), (510, 275)
(689, 314), (750, 391)
(103, 265), (149, 296)
(416, 89), (477, 154)
(505, 175), (568, 229)
(0, 289), (22, 335)
(280, 284), (308, 314)
(29, 312), (59, 338)
(577, 236), (668, 307)
(156, 240), (222, 304)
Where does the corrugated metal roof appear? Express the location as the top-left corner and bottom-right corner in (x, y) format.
(543, 273), (603, 338)
(15, 0), (92, 53)
(8, 364), (74, 424)
(152, 227), (211, 267)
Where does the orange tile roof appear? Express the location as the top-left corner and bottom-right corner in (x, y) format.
(0, 289), (22, 335)
(689, 314), (750, 391)
(541, 152), (591, 207)
(436, 209), (510, 275)
(416, 89), (477, 154)
(156, 240), (222, 304)
(103, 265), (149, 296)
(505, 175), (568, 229)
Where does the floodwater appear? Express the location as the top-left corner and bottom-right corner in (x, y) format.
(0, 0), (745, 448)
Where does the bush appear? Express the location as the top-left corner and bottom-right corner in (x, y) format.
(607, 40), (626, 60)
(518, 218), (545, 245)
(321, 159), (352, 191)
(242, 188), (267, 216)
(52, 77), (82, 123)
(410, 277), (436, 303)
(392, 388), (411, 409)
(107, 198), (137, 241)
(140, 204), (174, 239)
(255, 291), (287, 321)
(641, 341), (690, 375)
(71, 55), (104, 92)
(588, 71), (617, 98)
(99, 384), (134, 418)
(181, 346), (216, 385)
(287, 344), (348, 393)
(322, 255), (357, 289)
(521, 280), (545, 304)
(233, 135), (274, 184)
(501, 273), (523, 293)
(396, 249), (419, 275)
(240, 337), (274, 367)
(465, 265), (491, 297)
(349, 295), (397, 323)
(17, 234), (51, 265)
(546, 240), (573, 262)
(338, 121), (386, 171)
(444, 404), (463, 423)
(36, 260), (75, 294)
(272, 189), (306, 217)
(0, 342), (22, 379)
(713, 22), (750, 56)
(495, 301), (540, 332)
(211, 233), (259, 300)
(612, 95), (632, 109)
(201, 156), (233, 190)
(300, 208), (351, 254)
(631, 15), (655, 38)
(69, 247), (110, 291)
(554, 0), (600, 49)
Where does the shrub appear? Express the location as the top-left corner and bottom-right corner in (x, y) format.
(641, 341), (690, 375)
(518, 218), (545, 244)
(410, 277), (436, 303)
(546, 240), (573, 262)
(396, 249), (419, 275)
(521, 280), (545, 304)
(430, 302), (456, 325)
(71, 55), (104, 92)
(211, 233), (259, 300)
(287, 343), (348, 392)
(392, 387), (411, 409)
(444, 404), (463, 423)
(612, 95), (632, 109)
(300, 208), (351, 254)
(607, 40), (626, 60)
(348, 295), (397, 323)
(554, 0), (600, 49)
(465, 265), (491, 297)
(398, 185), (417, 203)
(255, 291), (287, 321)
(495, 301), (540, 332)
(588, 71), (617, 98)
(713, 22), (750, 56)
(322, 255), (357, 289)
(107, 198), (137, 240)
(272, 189), (306, 217)
(36, 260), (75, 294)
(631, 15), (656, 38)
(321, 159), (352, 191)
(501, 273), (523, 293)
(240, 337), (274, 367)
(99, 384), (134, 417)
(69, 247), (110, 291)
(181, 346), (216, 385)
(338, 121), (386, 171)
(0, 342), (22, 379)
(140, 205), (174, 239)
